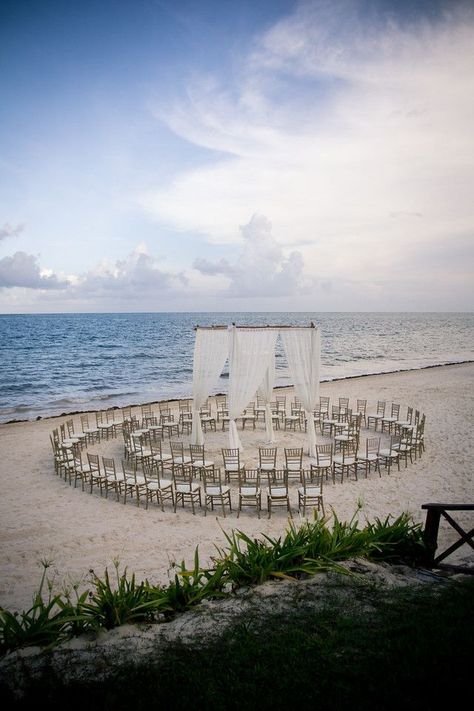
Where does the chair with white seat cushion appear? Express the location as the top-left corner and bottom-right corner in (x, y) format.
(237, 469), (261, 518)
(189, 443), (215, 480)
(298, 468), (324, 518)
(202, 468), (231, 517)
(284, 447), (304, 483)
(222, 448), (245, 483)
(378, 435), (401, 474)
(143, 461), (174, 511)
(266, 469), (291, 519)
(356, 437), (381, 478)
(310, 443), (333, 484)
(122, 459), (147, 506)
(258, 447), (277, 480)
(102, 456), (125, 501)
(173, 468), (202, 514)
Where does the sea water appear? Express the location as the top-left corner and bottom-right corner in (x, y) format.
(0, 312), (473, 423)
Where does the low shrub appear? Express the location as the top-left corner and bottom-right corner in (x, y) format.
(0, 511), (428, 655)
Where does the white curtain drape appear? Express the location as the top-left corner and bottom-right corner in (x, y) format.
(191, 328), (229, 445)
(280, 327), (321, 458)
(228, 327), (278, 451)
(258, 353), (276, 443)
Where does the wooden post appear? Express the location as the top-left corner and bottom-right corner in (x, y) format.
(422, 506), (441, 566)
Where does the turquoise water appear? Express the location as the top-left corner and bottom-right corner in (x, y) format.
(0, 312), (473, 423)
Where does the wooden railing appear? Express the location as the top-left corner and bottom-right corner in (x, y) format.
(422, 503), (474, 573)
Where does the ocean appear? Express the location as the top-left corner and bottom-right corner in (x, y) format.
(0, 312), (473, 423)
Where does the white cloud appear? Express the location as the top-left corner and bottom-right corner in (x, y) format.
(142, 1), (474, 308)
(0, 252), (68, 290)
(71, 246), (188, 300)
(0, 245), (190, 309)
(193, 213), (308, 297)
(0, 223), (25, 242)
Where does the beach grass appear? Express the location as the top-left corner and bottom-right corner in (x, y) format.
(0, 511), (426, 655)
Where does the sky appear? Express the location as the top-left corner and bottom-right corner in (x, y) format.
(1, 0), (473, 313)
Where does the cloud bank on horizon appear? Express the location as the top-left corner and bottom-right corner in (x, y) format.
(1, 0), (473, 312)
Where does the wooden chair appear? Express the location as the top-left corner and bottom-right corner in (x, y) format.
(216, 396), (229, 426)
(319, 396), (330, 418)
(122, 459), (147, 506)
(141, 403), (155, 421)
(143, 460), (174, 511)
(378, 435), (401, 474)
(203, 468), (231, 517)
(102, 456), (125, 501)
(60, 422), (80, 450)
(266, 470), (291, 519)
(381, 404), (401, 434)
(356, 437), (381, 478)
(284, 447), (304, 483)
(161, 413), (180, 439)
(80, 414), (100, 444)
(143, 416), (163, 440)
(88, 453), (107, 495)
(170, 441), (192, 476)
(173, 468), (202, 514)
(275, 395), (286, 422)
(258, 447), (277, 479)
(200, 404), (216, 432)
(222, 448), (245, 483)
(150, 440), (173, 477)
(50, 434), (66, 476)
(412, 416), (426, 458)
(320, 406), (343, 437)
(393, 429), (414, 467)
(356, 399), (367, 427)
(72, 446), (91, 489)
(237, 469), (261, 518)
(334, 415), (361, 454)
(241, 402), (256, 430)
(269, 402), (281, 430)
(333, 442), (358, 483)
(122, 427), (134, 462)
(179, 411), (193, 435)
(367, 401), (386, 431)
(105, 410), (119, 437)
(310, 443), (334, 484)
(189, 444), (215, 480)
(284, 405), (303, 431)
(395, 406), (413, 435)
(298, 468), (324, 518)
(135, 432), (153, 468)
(95, 411), (115, 440)
(121, 405), (133, 425)
(66, 418), (86, 448)
(255, 395), (267, 422)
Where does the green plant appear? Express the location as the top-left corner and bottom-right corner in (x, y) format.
(0, 510), (431, 656)
(365, 513), (426, 563)
(0, 561), (80, 654)
(162, 548), (228, 615)
(84, 560), (169, 629)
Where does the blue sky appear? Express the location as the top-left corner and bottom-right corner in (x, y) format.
(1, 0), (473, 312)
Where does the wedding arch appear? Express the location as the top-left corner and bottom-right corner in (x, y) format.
(191, 324), (321, 457)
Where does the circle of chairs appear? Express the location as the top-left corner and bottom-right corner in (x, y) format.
(49, 396), (426, 518)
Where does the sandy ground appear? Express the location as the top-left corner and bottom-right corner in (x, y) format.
(0, 363), (473, 612)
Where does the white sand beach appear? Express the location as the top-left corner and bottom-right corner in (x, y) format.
(0, 362), (473, 612)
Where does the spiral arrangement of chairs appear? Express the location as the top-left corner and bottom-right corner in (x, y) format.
(49, 395), (426, 518)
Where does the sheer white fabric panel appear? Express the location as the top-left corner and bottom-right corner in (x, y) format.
(228, 327), (278, 451)
(281, 327), (321, 457)
(191, 328), (229, 445)
(259, 354), (276, 443)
